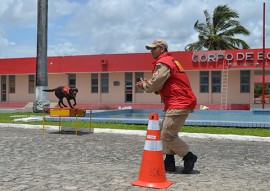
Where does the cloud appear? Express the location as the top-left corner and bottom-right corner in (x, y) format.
(0, 36), (18, 58)
(49, 0), (80, 18)
(0, 0), (37, 29)
(48, 42), (78, 56)
(0, 0), (269, 58)
(0, 36), (11, 46)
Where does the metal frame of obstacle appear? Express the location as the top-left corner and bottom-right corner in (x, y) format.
(42, 108), (93, 135)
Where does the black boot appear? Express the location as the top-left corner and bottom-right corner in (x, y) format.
(182, 152), (197, 174)
(164, 154), (176, 172)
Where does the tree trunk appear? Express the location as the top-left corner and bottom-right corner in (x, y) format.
(33, 0), (49, 113)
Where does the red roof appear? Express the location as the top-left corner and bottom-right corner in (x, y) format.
(1, 48), (270, 74)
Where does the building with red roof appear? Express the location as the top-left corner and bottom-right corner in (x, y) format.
(1, 48), (270, 110)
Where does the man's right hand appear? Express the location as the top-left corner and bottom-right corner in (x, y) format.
(135, 78), (145, 89)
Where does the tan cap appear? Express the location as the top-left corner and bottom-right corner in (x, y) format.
(145, 39), (168, 50)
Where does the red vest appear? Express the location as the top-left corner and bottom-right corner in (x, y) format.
(62, 86), (70, 95)
(153, 52), (197, 110)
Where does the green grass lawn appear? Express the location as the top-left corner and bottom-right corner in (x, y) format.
(1, 112), (270, 137)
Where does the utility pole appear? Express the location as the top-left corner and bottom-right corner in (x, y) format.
(33, 0), (49, 112)
(262, 1), (266, 109)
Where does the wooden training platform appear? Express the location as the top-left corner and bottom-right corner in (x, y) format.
(42, 108), (93, 135)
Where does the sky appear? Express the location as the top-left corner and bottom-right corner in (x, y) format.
(0, 0), (269, 58)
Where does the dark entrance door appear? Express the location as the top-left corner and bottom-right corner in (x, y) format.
(1, 75), (7, 102)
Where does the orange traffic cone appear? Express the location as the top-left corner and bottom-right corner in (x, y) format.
(131, 112), (173, 189)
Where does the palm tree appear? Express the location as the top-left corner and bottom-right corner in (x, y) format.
(185, 4), (250, 51)
(33, 0), (50, 113)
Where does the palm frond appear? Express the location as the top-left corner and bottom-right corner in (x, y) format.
(185, 4), (250, 50)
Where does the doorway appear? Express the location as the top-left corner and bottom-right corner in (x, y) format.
(1, 75), (7, 102)
(125, 73), (132, 102)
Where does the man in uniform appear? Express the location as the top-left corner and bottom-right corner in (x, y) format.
(136, 39), (197, 173)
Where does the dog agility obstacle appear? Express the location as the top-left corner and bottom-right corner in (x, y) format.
(42, 108), (93, 135)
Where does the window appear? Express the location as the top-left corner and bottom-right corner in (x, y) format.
(101, 73), (109, 93)
(28, 75), (35, 93)
(240, 70), (250, 93)
(9, 75), (15, 93)
(212, 71), (221, 93)
(135, 72), (144, 93)
(200, 71), (209, 93)
(68, 74), (76, 88)
(113, 81), (120, 86)
(91, 73), (98, 93)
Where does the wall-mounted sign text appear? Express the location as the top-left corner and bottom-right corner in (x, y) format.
(192, 52), (270, 62)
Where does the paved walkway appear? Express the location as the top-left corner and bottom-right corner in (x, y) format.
(0, 125), (269, 191)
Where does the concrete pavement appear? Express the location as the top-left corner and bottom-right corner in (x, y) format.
(0, 125), (269, 191)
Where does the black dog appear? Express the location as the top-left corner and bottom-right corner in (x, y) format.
(43, 86), (78, 108)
